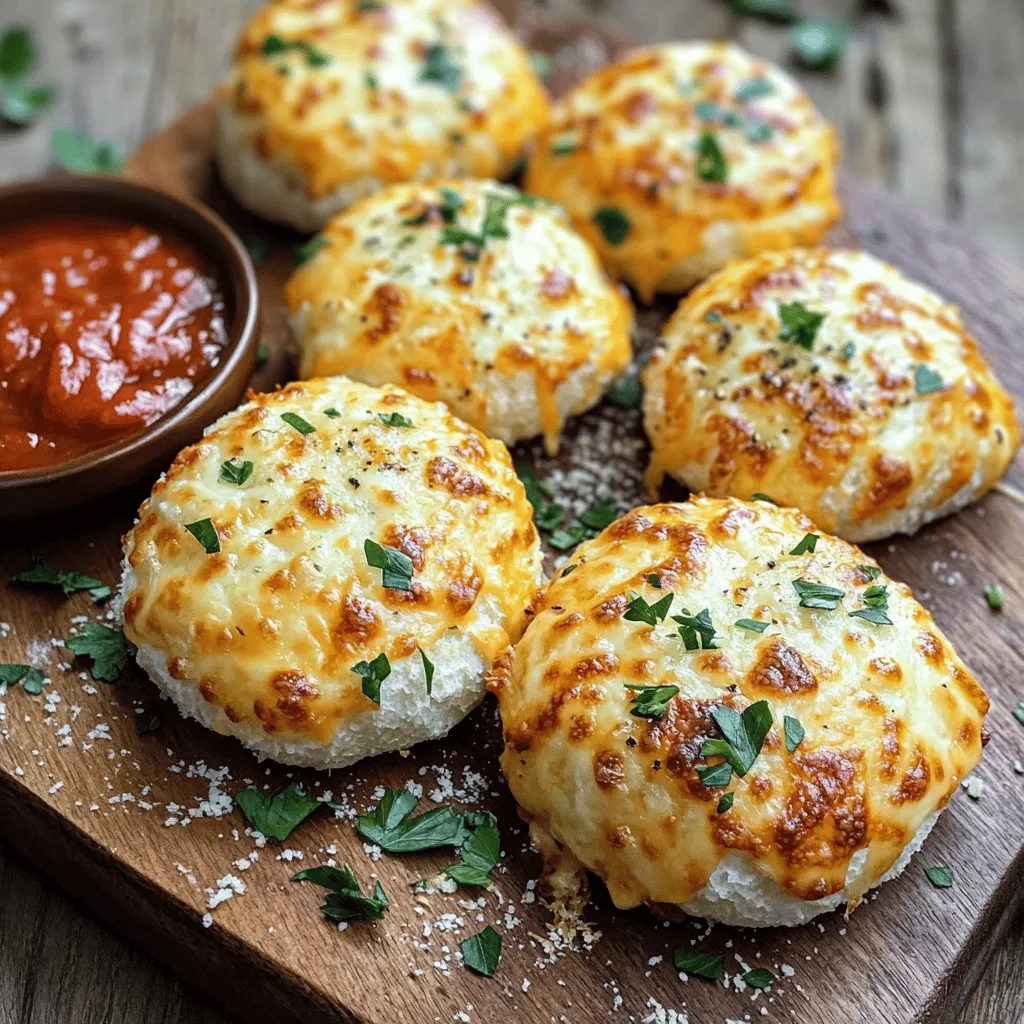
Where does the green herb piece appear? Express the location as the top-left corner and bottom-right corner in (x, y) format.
(745, 118), (773, 143)
(647, 573), (662, 588)
(292, 864), (388, 922)
(515, 464), (564, 533)
(357, 789), (469, 852)
(294, 236), (328, 266)
(378, 412), (413, 428)
(850, 584), (892, 625)
(695, 132), (728, 183)
(793, 578), (844, 610)
(716, 791), (735, 814)
(242, 234), (269, 265)
(548, 524), (586, 550)
(706, 310), (722, 324)
(673, 948), (725, 979)
(792, 18), (847, 71)
(1015, 704), (1024, 727)
(0, 27), (34, 80)
(364, 70), (378, 90)
(925, 865), (954, 889)
(352, 652), (391, 704)
(735, 78), (775, 101)
(985, 585), (1005, 611)
(841, 340), (856, 359)
(11, 557), (104, 596)
(551, 133), (579, 156)
(735, 618), (769, 633)
(731, 0), (799, 23)
(529, 51), (552, 77)
(701, 700), (773, 779)
(783, 714), (805, 753)
(579, 497), (618, 531)
(789, 532), (818, 556)
(281, 411), (316, 435)
(255, 343), (270, 369)
(364, 538), (414, 591)
(50, 128), (123, 174)
(418, 42), (462, 92)
(625, 683), (680, 720)
(89, 585), (111, 604)
(185, 518), (220, 554)
(65, 622), (131, 682)
(779, 300), (826, 350)
(915, 364), (945, 395)
(561, 564), (578, 577)
(607, 374), (643, 410)
(437, 186), (464, 222)
(859, 564), (882, 580)
(219, 458), (254, 485)
(357, 1), (384, 10)
(418, 647), (434, 695)
(480, 192), (515, 238)
(0, 664), (46, 695)
(694, 100), (720, 121)
(751, 492), (777, 504)
(323, 407), (340, 417)
(134, 709), (161, 735)
(624, 591), (674, 626)
(260, 35), (330, 67)
(2, 76), (56, 126)
(742, 967), (776, 990)
(673, 608), (718, 650)
(696, 760), (734, 787)
(592, 207), (631, 245)
(445, 813), (500, 888)
(461, 925), (502, 977)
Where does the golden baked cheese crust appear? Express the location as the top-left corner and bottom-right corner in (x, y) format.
(493, 497), (988, 913)
(642, 248), (1021, 541)
(524, 41), (841, 299)
(121, 378), (542, 744)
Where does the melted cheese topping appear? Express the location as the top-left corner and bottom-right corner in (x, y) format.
(493, 497), (988, 913)
(286, 180), (633, 453)
(122, 378), (542, 743)
(643, 248), (1021, 541)
(525, 42), (841, 299)
(224, 0), (550, 199)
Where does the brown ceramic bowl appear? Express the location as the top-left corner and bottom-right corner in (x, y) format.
(0, 175), (260, 520)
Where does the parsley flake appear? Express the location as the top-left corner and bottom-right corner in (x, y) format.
(779, 301), (826, 350)
(592, 207), (631, 245)
(461, 925), (502, 977)
(418, 647), (434, 695)
(353, 652), (391, 704)
(850, 584), (892, 625)
(280, 411), (316, 435)
(624, 590), (674, 626)
(242, 233), (269, 265)
(219, 458), (254, 485)
(793, 578), (844, 610)
(696, 761), (734, 787)
(673, 948), (724, 979)
(364, 538), (414, 591)
(516, 464), (564, 533)
(735, 617), (769, 633)
(607, 374), (643, 409)
(293, 236), (328, 266)
(292, 864), (388, 922)
(925, 865), (954, 889)
(529, 51), (552, 77)
(444, 813), (501, 888)
(418, 42), (462, 92)
(378, 412), (413, 427)
(356, 789), (469, 852)
(255, 343), (270, 369)
(789, 532), (818, 555)
(549, 497), (618, 551)
(735, 77), (775, 101)
(792, 18), (847, 71)
(1015, 704), (1024, 727)
(784, 714), (805, 752)
(185, 518), (220, 554)
(0, 28), (57, 126)
(65, 623), (131, 682)
(50, 128), (122, 174)
(699, 700), (773, 781)
(551, 133), (579, 156)
(11, 557), (104, 596)
(625, 683), (680, 720)
(561, 564), (578, 577)
(237, 783), (320, 841)
(742, 967), (776, 990)
(731, 0), (799, 21)
(915, 364), (945, 395)
(0, 664), (46, 695)
(673, 608), (718, 650)
(323, 407), (340, 417)
(695, 132), (728, 183)
(751, 492), (777, 504)
(717, 791), (735, 814)
(986, 585), (1005, 611)
(260, 35), (330, 67)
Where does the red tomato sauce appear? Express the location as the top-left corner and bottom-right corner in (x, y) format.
(0, 216), (227, 471)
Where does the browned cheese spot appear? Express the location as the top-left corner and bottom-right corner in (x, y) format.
(748, 637), (818, 694)
(594, 750), (626, 790)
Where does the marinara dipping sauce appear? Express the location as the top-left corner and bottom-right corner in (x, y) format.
(0, 216), (227, 471)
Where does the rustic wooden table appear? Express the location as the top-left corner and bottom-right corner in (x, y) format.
(0, 1), (1021, 1022)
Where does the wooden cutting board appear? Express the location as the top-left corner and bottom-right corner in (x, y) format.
(2, 11), (1024, 1024)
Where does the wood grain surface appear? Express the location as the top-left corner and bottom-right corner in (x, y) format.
(1, 3), (1024, 1024)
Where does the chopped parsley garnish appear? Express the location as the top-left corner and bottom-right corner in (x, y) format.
(11, 557), (105, 598)
(842, 340), (856, 359)
(444, 813), (501, 888)
(592, 207), (631, 245)
(793, 578), (844, 610)
(364, 538), (414, 591)
(551, 133), (579, 156)
(607, 374), (643, 409)
(779, 301), (826, 350)
(364, 70), (378, 90)
(378, 411), (413, 427)
(699, 700), (773, 784)
(915, 364), (945, 395)
(695, 760), (734, 787)
(734, 77), (775, 101)
(418, 42), (462, 92)
(255, 343), (270, 370)
(673, 948), (724, 980)
(751, 492), (777, 504)
(624, 590), (674, 626)
(418, 647), (434, 695)
(438, 189), (533, 258)
(925, 865), (954, 889)
(438, 186), (464, 221)
(783, 714), (805, 752)
(745, 118), (773, 143)
(742, 967), (776, 990)
(357, 789), (467, 852)
(647, 573), (662, 588)
(219, 458), (254, 485)
(461, 925), (502, 977)
(352, 652), (391, 704)
(529, 51), (553, 77)
(695, 132), (728, 183)
(859, 564), (882, 580)
(1015, 704), (1024, 727)
(0, 664), (46, 695)
(293, 236), (328, 266)
(561, 564), (578, 577)
(986, 585), (1005, 611)
(50, 128), (123, 174)
(850, 584), (892, 625)
(236, 782), (320, 841)
(65, 623), (131, 682)
(789, 532), (818, 555)
(549, 497), (618, 551)
(185, 518), (220, 554)
(0, 27), (57, 126)
(260, 35), (330, 67)
(694, 100), (719, 121)
(281, 411), (316, 435)
(242, 233), (269, 265)
(323, 407), (340, 417)
(673, 608), (718, 650)
(716, 791), (735, 814)
(731, 0), (798, 21)
(134, 709), (161, 735)
(735, 617), (769, 633)
(292, 864), (388, 922)
(515, 464), (565, 532)
(625, 683), (680, 720)
(792, 18), (847, 72)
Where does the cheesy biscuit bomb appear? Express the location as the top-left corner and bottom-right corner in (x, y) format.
(492, 497), (989, 927)
(525, 41), (841, 299)
(118, 378), (542, 769)
(216, 0), (551, 231)
(285, 180), (633, 455)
